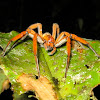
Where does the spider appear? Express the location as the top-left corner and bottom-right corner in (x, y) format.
(2, 23), (100, 78)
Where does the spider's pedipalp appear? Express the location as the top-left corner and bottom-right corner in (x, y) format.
(48, 47), (56, 55)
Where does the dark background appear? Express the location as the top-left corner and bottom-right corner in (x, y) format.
(0, 0), (99, 40)
(0, 0), (100, 99)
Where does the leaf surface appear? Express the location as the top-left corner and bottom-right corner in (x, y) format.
(0, 31), (100, 99)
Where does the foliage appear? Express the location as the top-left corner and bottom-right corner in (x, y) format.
(0, 31), (100, 100)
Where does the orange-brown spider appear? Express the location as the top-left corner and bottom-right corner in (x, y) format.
(2, 23), (100, 78)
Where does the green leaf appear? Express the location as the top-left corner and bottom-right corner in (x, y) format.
(0, 31), (100, 100)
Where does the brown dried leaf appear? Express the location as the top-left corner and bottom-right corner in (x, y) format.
(17, 74), (58, 100)
(2, 79), (10, 92)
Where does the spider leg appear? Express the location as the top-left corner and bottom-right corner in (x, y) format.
(10, 32), (28, 50)
(55, 32), (71, 78)
(32, 33), (40, 77)
(52, 23), (60, 39)
(26, 23), (43, 37)
(55, 32), (70, 47)
(65, 37), (71, 78)
(71, 34), (100, 58)
(27, 29), (43, 77)
(48, 47), (56, 55)
(55, 36), (71, 78)
(1, 31), (27, 56)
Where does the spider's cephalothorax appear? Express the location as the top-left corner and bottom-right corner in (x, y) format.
(2, 23), (100, 78)
(43, 33), (55, 51)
